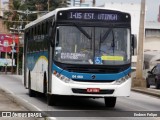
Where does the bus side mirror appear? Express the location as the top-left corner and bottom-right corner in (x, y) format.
(131, 34), (137, 55)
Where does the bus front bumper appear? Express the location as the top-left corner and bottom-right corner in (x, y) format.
(51, 75), (132, 97)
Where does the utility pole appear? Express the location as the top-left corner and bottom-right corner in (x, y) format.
(133, 0), (146, 87)
(0, 0), (2, 17)
(3, 40), (9, 74)
(48, 0), (50, 12)
(93, 0), (96, 7)
(16, 38), (19, 75)
(11, 35), (15, 74)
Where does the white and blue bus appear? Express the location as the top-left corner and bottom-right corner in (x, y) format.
(24, 7), (136, 107)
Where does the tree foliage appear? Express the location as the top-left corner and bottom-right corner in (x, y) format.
(3, 0), (68, 30)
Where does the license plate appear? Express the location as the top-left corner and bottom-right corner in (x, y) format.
(87, 88), (100, 93)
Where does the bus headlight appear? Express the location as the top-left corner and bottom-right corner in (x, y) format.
(115, 74), (130, 85)
(54, 71), (71, 83)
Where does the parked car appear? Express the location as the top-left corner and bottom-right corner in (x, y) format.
(146, 64), (160, 89)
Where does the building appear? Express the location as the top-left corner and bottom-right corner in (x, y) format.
(145, 22), (160, 51)
(144, 50), (160, 69)
(0, 0), (9, 17)
(144, 22), (160, 69)
(158, 5), (160, 22)
(0, 0), (9, 34)
(67, 0), (93, 7)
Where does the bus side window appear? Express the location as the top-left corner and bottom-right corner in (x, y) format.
(35, 26), (39, 52)
(48, 19), (52, 33)
(46, 21), (48, 34)
(33, 28), (34, 40)
(35, 26), (37, 36)
(37, 25), (40, 51)
(42, 22), (47, 50)
(30, 41), (33, 52)
(25, 31), (29, 53)
(31, 28), (33, 40)
(38, 25), (40, 36)
(44, 40), (47, 50)
(28, 30), (31, 52)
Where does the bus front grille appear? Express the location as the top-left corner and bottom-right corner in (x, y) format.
(66, 67), (119, 73)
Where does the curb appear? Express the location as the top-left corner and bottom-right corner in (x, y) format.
(0, 87), (55, 120)
(131, 88), (160, 98)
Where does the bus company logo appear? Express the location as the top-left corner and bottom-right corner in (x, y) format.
(2, 112), (12, 117)
(91, 75), (96, 80)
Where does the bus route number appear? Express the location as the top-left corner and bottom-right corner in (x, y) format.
(69, 12), (94, 20)
(72, 75), (83, 79)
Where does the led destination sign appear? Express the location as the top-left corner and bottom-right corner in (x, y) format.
(69, 12), (118, 21)
(57, 10), (130, 22)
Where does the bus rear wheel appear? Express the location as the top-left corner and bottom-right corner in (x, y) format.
(28, 72), (36, 97)
(29, 88), (36, 97)
(47, 94), (59, 106)
(104, 97), (116, 108)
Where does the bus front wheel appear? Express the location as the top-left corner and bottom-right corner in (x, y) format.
(47, 94), (59, 106)
(104, 97), (116, 108)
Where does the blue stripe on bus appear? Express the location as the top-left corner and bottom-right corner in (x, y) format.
(53, 64), (131, 81)
(27, 51), (131, 81)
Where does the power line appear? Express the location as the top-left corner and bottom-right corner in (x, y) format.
(1, 20), (30, 23)
(0, 8), (48, 13)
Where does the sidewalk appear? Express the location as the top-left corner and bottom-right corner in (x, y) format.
(0, 89), (26, 111)
(132, 87), (160, 98)
(0, 89), (37, 120)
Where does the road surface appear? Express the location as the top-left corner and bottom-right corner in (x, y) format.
(0, 75), (160, 120)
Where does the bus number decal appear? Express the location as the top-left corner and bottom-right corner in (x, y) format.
(72, 75), (83, 79)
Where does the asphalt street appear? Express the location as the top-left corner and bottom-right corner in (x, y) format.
(0, 75), (160, 120)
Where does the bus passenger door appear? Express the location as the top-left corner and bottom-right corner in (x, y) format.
(48, 16), (56, 93)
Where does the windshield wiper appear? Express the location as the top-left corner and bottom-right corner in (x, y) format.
(99, 28), (115, 54)
(100, 28), (112, 43)
(111, 30), (115, 54)
(74, 23), (92, 40)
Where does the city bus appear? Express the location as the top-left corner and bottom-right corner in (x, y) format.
(23, 7), (135, 108)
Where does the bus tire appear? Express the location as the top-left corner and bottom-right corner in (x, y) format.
(146, 81), (150, 88)
(104, 97), (116, 108)
(155, 80), (160, 89)
(28, 72), (36, 97)
(47, 94), (59, 106)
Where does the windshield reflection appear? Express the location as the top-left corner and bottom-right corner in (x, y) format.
(54, 26), (130, 65)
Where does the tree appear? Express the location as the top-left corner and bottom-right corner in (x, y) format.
(3, 0), (24, 29)
(3, 0), (68, 30)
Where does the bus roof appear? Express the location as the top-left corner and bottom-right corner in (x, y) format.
(25, 7), (129, 30)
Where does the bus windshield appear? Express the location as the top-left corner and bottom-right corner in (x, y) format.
(54, 26), (130, 65)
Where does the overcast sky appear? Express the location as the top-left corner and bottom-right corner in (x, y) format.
(96, 0), (160, 22)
